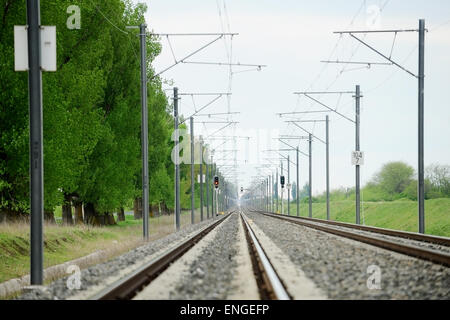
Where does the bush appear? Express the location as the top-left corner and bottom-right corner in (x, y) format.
(374, 162), (415, 195)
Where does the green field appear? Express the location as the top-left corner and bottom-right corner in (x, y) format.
(279, 198), (450, 237)
(0, 210), (202, 284)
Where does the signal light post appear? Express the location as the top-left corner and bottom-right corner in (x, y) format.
(214, 176), (219, 215)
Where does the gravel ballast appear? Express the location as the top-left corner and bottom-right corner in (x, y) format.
(17, 215), (226, 300)
(168, 212), (241, 299)
(245, 210), (450, 300)
(262, 212), (450, 254)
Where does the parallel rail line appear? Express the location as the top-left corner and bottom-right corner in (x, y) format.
(256, 211), (450, 246)
(92, 212), (233, 300)
(240, 212), (291, 300)
(257, 211), (450, 267)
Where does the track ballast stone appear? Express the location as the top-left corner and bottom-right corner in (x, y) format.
(246, 210), (450, 300)
(17, 216), (225, 300)
(268, 214), (450, 254)
(169, 213), (240, 300)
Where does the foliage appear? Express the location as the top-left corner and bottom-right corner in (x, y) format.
(373, 161), (414, 195)
(0, 0), (178, 221)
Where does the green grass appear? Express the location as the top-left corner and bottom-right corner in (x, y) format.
(285, 198), (450, 237)
(0, 210), (205, 284)
(0, 223), (137, 283)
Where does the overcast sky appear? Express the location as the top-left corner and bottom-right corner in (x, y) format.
(134, 0), (450, 196)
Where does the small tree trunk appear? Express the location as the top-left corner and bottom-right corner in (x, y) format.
(134, 197), (142, 219)
(44, 210), (56, 224)
(84, 202), (98, 226)
(150, 204), (158, 218)
(117, 208), (125, 222)
(62, 194), (73, 225)
(74, 203), (83, 224)
(106, 212), (116, 225)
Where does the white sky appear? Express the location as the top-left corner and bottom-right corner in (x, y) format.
(134, 0), (450, 195)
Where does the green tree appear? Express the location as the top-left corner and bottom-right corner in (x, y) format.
(426, 164), (450, 197)
(0, 0), (173, 225)
(374, 161), (414, 195)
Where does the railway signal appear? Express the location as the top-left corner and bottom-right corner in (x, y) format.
(214, 176), (219, 189)
(280, 176), (285, 188)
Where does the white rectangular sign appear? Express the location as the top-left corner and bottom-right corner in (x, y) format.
(286, 183), (292, 190)
(197, 174), (206, 183)
(14, 26), (28, 71)
(14, 25), (57, 72)
(41, 26), (57, 72)
(352, 151), (365, 166)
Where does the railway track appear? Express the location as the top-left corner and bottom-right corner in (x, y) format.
(92, 212), (233, 300)
(255, 210), (450, 267)
(240, 212), (291, 300)
(91, 210), (290, 300)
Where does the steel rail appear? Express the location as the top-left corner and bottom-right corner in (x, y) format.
(260, 211), (450, 246)
(93, 212), (233, 300)
(240, 212), (291, 300)
(257, 211), (450, 267)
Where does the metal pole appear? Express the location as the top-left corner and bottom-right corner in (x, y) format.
(215, 172), (219, 215)
(205, 160), (209, 219)
(140, 24), (149, 240)
(288, 155), (290, 215)
(211, 158), (215, 216)
(296, 147), (300, 217)
(418, 19), (425, 234)
(281, 161), (284, 215)
(276, 168), (279, 213)
(199, 138), (204, 221)
(174, 87), (180, 230)
(355, 85), (361, 225)
(28, 0), (43, 285)
(190, 117), (195, 224)
(271, 173), (274, 212)
(309, 134), (312, 218)
(326, 115), (330, 220)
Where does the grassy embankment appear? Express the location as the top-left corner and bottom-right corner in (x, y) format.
(277, 198), (450, 237)
(0, 209), (203, 284)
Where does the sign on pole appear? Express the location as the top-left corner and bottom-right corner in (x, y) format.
(352, 151), (364, 166)
(14, 25), (57, 72)
(14, 26), (28, 71)
(197, 174), (206, 183)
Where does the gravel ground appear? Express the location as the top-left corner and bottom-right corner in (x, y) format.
(262, 212), (450, 254)
(246, 210), (450, 300)
(17, 215), (225, 300)
(168, 213), (240, 299)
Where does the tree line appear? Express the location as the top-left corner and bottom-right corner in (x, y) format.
(0, 0), (201, 225)
(309, 162), (450, 203)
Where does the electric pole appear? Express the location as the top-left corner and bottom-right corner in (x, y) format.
(28, 0), (43, 285)
(326, 115), (330, 220)
(355, 85), (361, 225)
(296, 147), (300, 217)
(190, 117), (195, 224)
(140, 23), (149, 240)
(309, 134), (312, 218)
(199, 138), (204, 221)
(174, 87), (180, 230)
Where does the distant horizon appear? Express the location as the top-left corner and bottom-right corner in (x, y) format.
(135, 0), (450, 194)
